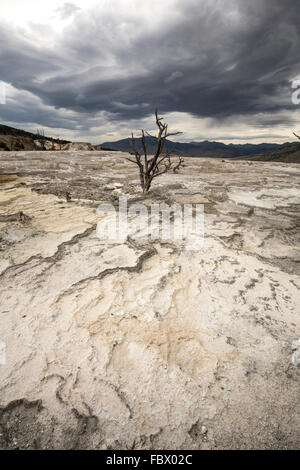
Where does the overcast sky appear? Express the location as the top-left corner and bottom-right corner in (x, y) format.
(0, 0), (300, 144)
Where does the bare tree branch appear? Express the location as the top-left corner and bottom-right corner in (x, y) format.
(173, 156), (185, 173)
(145, 132), (157, 139)
(125, 157), (140, 165)
(126, 110), (184, 192)
(165, 131), (183, 138)
(130, 132), (141, 158)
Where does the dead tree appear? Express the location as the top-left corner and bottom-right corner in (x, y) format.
(126, 109), (184, 192)
(9, 135), (14, 151)
(36, 129), (46, 150)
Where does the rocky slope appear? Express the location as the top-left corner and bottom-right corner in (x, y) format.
(0, 151), (299, 449)
(235, 143), (300, 163)
(0, 124), (70, 151)
(0, 124), (100, 151)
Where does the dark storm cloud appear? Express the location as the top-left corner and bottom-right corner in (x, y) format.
(0, 0), (300, 131)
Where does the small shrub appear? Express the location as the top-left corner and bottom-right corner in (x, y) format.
(0, 141), (9, 151)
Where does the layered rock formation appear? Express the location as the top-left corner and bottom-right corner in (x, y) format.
(0, 125), (99, 151)
(0, 151), (299, 449)
(61, 142), (101, 151)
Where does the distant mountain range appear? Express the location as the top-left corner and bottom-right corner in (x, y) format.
(234, 142), (300, 163)
(100, 135), (300, 158)
(1, 123), (299, 162)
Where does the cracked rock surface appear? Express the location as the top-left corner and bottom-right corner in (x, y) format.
(0, 151), (300, 449)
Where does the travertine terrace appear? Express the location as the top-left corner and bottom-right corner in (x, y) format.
(0, 150), (299, 449)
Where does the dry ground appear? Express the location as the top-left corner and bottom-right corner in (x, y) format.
(0, 150), (299, 449)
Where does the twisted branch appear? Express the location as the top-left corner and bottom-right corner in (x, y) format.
(127, 109), (184, 192)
